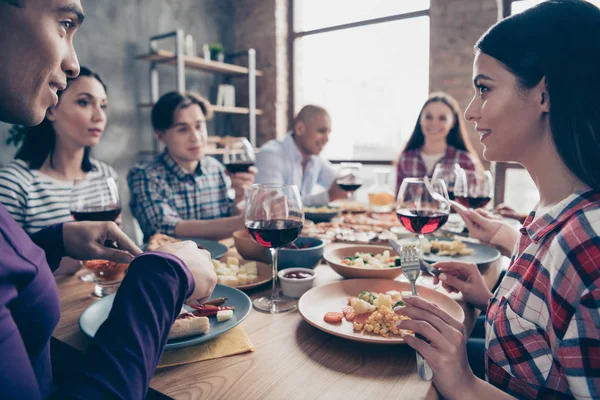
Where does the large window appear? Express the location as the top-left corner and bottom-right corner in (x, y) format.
(293, 1), (430, 161)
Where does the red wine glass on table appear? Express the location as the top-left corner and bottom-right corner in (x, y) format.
(245, 184), (304, 313)
(336, 162), (363, 201)
(70, 177), (122, 283)
(431, 163), (465, 202)
(223, 138), (256, 174)
(455, 170), (493, 209)
(396, 178), (450, 259)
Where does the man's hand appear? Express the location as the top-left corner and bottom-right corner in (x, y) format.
(63, 221), (142, 263)
(229, 166), (257, 204)
(328, 183), (347, 202)
(156, 241), (217, 305)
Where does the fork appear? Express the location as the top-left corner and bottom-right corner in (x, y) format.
(399, 246), (434, 381)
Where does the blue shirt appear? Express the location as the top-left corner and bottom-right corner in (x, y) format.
(255, 132), (336, 206)
(128, 151), (232, 241)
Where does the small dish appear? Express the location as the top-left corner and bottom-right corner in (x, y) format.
(324, 245), (403, 279)
(278, 268), (317, 298)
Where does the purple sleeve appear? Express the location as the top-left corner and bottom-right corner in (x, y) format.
(55, 252), (195, 399)
(29, 224), (65, 272)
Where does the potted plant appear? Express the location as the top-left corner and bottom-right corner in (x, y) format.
(209, 43), (225, 62)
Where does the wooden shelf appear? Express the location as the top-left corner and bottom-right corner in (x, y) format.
(138, 103), (262, 115)
(136, 49), (264, 76)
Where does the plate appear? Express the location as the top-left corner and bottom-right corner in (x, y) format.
(298, 279), (464, 344)
(79, 284), (252, 350)
(187, 238), (228, 260)
(304, 209), (341, 223)
(231, 261), (273, 290)
(395, 237), (501, 266)
(324, 245), (403, 280)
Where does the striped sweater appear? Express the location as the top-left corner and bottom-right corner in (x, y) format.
(0, 159), (117, 234)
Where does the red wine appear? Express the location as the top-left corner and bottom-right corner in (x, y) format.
(224, 161), (255, 173)
(456, 196), (491, 209)
(338, 183), (362, 192)
(72, 207), (122, 222)
(396, 209), (448, 234)
(246, 219), (303, 248)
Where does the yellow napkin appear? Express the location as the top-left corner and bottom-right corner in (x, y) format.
(157, 325), (255, 368)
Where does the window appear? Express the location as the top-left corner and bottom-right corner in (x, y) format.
(292, 1), (430, 161)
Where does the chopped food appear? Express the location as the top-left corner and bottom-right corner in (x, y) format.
(213, 258), (259, 286)
(341, 250), (401, 269)
(404, 238), (474, 257)
(217, 310), (234, 322)
(323, 312), (344, 323)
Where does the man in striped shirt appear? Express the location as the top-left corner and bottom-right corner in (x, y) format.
(128, 91), (256, 242)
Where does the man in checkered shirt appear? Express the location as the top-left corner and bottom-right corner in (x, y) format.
(128, 92), (256, 242)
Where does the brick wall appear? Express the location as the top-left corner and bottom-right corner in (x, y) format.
(234, 0), (289, 146)
(429, 0), (499, 164)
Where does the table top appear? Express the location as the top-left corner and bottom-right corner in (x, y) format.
(53, 240), (506, 400)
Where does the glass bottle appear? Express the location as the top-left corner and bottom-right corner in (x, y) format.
(368, 168), (396, 213)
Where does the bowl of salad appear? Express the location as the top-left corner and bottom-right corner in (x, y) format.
(323, 245), (403, 279)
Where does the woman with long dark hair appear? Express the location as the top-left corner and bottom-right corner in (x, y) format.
(0, 66), (116, 234)
(395, 91), (482, 194)
(394, 1), (600, 399)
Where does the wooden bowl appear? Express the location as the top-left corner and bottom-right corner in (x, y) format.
(324, 245), (403, 279)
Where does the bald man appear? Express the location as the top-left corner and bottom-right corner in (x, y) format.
(255, 105), (346, 206)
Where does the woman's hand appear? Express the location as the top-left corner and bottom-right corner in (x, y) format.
(452, 202), (506, 243)
(433, 261), (493, 310)
(63, 221), (142, 263)
(395, 296), (477, 399)
(494, 203), (527, 224)
(156, 240), (217, 305)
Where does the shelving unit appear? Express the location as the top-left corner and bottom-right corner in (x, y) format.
(136, 30), (263, 156)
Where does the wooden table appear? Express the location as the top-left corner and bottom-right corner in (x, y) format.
(53, 241), (506, 400)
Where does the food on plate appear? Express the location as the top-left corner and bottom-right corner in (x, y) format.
(217, 310), (234, 322)
(324, 291), (410, 338)
(305, 206), (339, 213)
(331, 201), (368, 213)
(168, 309), (210, 340)
(341, 250), (401, 269)
(189, 303), (236, 317)
(404, 238), (474, 256)
(213, 257), (259, 286)
(147, 233), (207, 251)
(82, 260), (129, 282)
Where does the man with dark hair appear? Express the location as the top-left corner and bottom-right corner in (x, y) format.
(128, 91), (256, 241)
(255, 105), (346, 206)
(0, 2), (216, 398)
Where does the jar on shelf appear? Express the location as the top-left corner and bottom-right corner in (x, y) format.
(367, 168), (396, 213)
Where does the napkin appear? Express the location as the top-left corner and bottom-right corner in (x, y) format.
(157, 325), (255, 368)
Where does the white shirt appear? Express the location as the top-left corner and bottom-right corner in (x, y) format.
(420, 152), (445, 175)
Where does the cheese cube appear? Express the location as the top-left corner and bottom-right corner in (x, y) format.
(217, 309), (234, 322)
(237, 273), (248, 285)
(226, 257), (239, 266)
(247, 274), (257, 284)
(212, 260), (221, 270)
(228, 264), (240, 274)
(216, 266), (230, 276)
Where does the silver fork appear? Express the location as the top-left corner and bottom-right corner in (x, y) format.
(399, 245), (434, 381)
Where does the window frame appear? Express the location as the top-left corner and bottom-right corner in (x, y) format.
(287, 0), (430, 164)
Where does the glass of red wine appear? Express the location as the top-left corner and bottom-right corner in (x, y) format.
(396, 178), (450, 259)
(336, 162), (363, 200)
(454, 170), (493, 209)
(223, 138), (256, 174)
(70, 177), (122, 285)
(431, 163), (465, 202)
(245, 184), (304, 313)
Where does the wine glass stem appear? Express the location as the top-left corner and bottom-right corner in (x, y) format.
(418, 233), (425, 260)
(270, 247), (279, 298)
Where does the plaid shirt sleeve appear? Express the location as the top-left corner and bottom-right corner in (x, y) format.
(127, 167), (181, 238)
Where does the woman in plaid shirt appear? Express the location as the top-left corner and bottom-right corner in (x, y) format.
(395, 92), (482, 195)
(394, 1), (600, 399)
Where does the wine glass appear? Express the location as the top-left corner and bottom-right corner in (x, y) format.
(70, 177), (122, 293)
(245, 184), (304, 313)
(396, 178), (450, 260)
(223, 138), (256, 174)
(335, 162), (363, 201)
(432, 163), (465, 201)
(454, 170), (494, 209)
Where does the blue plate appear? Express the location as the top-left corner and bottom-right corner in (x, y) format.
(79, 284), (252, 350)
(396, 237), (501, 266)
(187, 238), (228, 260)
(144, 238), (228, 260)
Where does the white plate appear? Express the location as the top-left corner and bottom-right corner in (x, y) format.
(298, 279), (464, 344)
